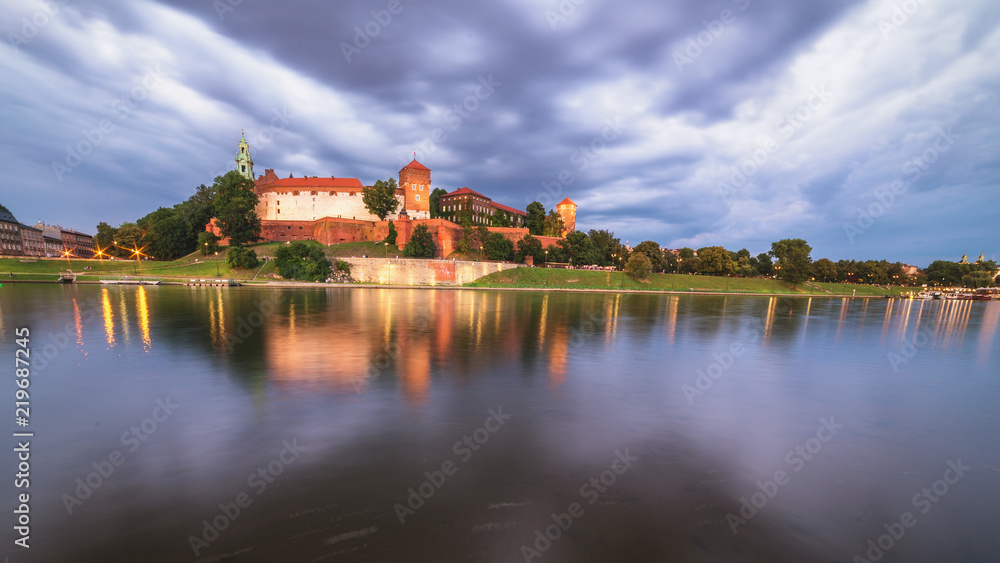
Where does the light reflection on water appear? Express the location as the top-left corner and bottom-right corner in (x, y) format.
(1, 284), (998, 562)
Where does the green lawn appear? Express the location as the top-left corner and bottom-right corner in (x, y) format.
(468, 267), (903, 296)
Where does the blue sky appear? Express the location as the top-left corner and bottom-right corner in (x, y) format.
(2, 0), (997, 266)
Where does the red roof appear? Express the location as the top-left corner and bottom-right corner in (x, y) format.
(490, 201), (526, 216)
(267, 177), (364, 189)
(557, 197), (577, 207)
(444, 187), (490, 199)
(401, 159), (430, 171)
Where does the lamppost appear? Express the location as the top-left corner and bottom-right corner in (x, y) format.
(480, 245), (484, 261)
(215, 251), (220, 276)
(544, 249), (548, 268)
(611, 253), (616, 271)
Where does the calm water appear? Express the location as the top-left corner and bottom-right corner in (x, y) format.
(1, 284), (998, 562)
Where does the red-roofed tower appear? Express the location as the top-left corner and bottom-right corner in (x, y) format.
(556, 197), (577, 236)
(399, 159), (431, 219)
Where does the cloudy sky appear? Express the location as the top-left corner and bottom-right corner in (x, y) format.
(2, 0), (997, 265)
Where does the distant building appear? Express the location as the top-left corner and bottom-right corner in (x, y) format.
(0, 208), (23, 256)
(438, 187), (525, 227)
(398, 159), (431, 220)
(235, 131), (254, 181)
(556, 197), (577, 236)
(19, 224), (44, 257)
(34, 222), (95, 258)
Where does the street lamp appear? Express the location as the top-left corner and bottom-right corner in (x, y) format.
(215, 251), (220, 276)
(544, 249), (548, 268)
(480, 245), (484, 261)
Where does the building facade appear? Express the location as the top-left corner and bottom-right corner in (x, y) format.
(399, 159), (431, 219)
(438, 188), (526, 227)
(236, 131), (254, 180)
(0, 208), (23, 256)
(19, 224), (44, 257)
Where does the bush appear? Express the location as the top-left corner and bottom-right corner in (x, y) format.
(226, 246), (259, 269)
(274, 242), (332, 281)
(483, 232), (514, 261)
(626, 253), (652, 280)
(198, 231), (220, 255)
(403, 224), (436, 258)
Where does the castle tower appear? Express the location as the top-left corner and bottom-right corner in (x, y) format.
(556, 197), (577, 237)
(235, 131), (254, 181)
(959, 252), (969, 265)
(399, 158), (431, 219)
(976, 252), (985, 264)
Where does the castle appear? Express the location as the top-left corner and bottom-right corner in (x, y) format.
(216, 133), (575, 257)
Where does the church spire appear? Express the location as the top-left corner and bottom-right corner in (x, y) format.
(235, 130), (254, 180)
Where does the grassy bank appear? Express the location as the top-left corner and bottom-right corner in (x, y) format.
(467, 267), (903, 296)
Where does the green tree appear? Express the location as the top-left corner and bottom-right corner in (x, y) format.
(143, 210), (195, 260)
(484, 232), (514, 261)
(811, 258), (838, 282)
(516, 233), (544, 264)
(633, 241), (666, 273)
(696, 246), (735, 276)
(558, 230), (595, 265)
(588, 229), (620, 267)
(198, 231), (220, 255)
(112, 222), (142, 258)
(226, 246), (260, 270)
(962, 271), (994, 289)
(385, 221), (398, 245)
(677, 247), (698, 274)
(543, 209), (565, 237)
(525, 201), (546, 235)
(429, 188), (448, 219)
(403, 224), (437, 258)
(213, 171), (261, 247)
(769, 238), (812, 287)
(626, 253), (652, 280)
(94, 222), (117, 255)
(273, 242), (328, 280)
(362, 178), (400, 220)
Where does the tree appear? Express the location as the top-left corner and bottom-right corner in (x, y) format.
(484, 232), (514, 261)
(633, 241), (666, 273)
(664, 250), (679, 273)
(677, 247), (698, 274)
(559, 231), (595, 265)
(812, 258), (838, 282)
(385, 221), (397, 245)
(213, 171), (261, 247)
(198, 231), (220, 255)
(143, 209), (195, 261)
(626, 253), (652, 280)
(362, 178), (400, 220)
(112, 222), (142, 258)
(273, 242), (328, 280)
(525, 201), (546, 235)
(769, 238), (812, 287)
(429, 188), (447, 219)
(403, 224), (436, 258)
(696, 246), (735, 276)
(226, 246), (259, 270)
(94, 222), (117, 255)
(962, 271), (994, 289)
(588, 229), (620, 267)
(516, 233), (544, 264)
(543, 209), (565, 237)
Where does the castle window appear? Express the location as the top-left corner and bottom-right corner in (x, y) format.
(293, 191), (299, 196)
(311, 191), (317, 196)
(415, 194), (420, 201)
(277, 209), (280, 214)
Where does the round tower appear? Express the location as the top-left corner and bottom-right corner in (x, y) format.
(556, 197), (577, 236)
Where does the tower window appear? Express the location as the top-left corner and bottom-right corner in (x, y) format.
(415, 194), (420, 201)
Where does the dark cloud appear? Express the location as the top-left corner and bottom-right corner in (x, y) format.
(0, 0), (996, 265)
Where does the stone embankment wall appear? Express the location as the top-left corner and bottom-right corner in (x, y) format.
(342, 257), (520, 285)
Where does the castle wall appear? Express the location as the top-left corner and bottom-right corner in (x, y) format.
(257, 190), (405, 223)
(342, 257), (520, 286)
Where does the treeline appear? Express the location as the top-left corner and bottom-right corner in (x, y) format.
(94, 171), (262, 267)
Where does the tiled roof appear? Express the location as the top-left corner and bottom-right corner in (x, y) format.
(490, 201), (526, 216)
(401, 159), (430, 171)
(267, 177), (364, 189)
(445, 187), (490, 199)
(557, 197), (576, 207)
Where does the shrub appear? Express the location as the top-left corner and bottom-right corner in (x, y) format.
(274, 242), (332, 281)
(226, 246), (259, 269)
(626, 253), (652, 280)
